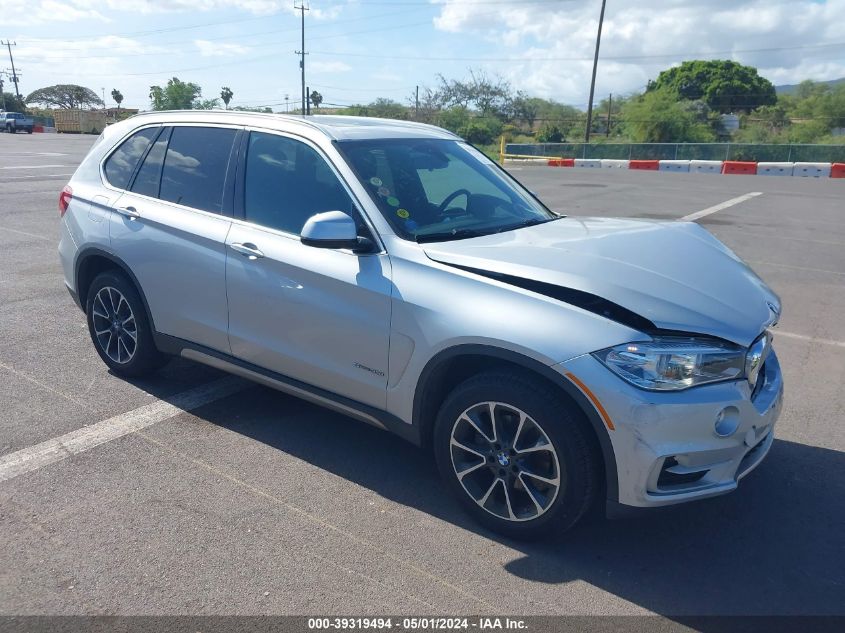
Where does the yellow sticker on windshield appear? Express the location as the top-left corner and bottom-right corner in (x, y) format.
(396, 208), (410, 219)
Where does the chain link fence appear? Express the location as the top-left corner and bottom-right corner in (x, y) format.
(505, 142), (845, 163)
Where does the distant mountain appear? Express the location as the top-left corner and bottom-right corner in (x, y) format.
(775, 77), (845, 95)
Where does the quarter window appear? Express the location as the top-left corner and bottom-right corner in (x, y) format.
(159, 126), (237, 214)
(103, 127), (158, 190)
(244, 131), (355, 235)
(131, 129), (169, 198)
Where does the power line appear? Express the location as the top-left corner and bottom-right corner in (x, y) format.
(18, 5), (432, 50)
(17, 18), (436, 61)
(308, 40), (845, 63)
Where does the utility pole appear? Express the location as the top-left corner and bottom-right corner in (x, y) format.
(606, 93), (612, 137)
(306, 85), (311, 115)
(584, 0), (607, 143)
(2, 41), (21, 100)
(0, 74), (5, 110)
(101, 87), (106, 108)
(294, 1), (309, 116)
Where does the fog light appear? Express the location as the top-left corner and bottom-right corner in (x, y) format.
(714, 406), (740, 437)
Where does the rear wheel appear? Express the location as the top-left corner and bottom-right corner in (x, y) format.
(86, 271), (168, 377)
(434, 370), (599, 539)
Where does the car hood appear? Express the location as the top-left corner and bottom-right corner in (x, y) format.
(422, 217), (780, 347)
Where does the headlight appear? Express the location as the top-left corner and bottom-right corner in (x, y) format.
(592, 337), (745, 391)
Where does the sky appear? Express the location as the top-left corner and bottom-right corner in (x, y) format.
(3, 0), (844, 111)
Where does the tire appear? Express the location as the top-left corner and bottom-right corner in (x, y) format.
(26, 128), (33, 134)
(433, 370), (599, 539)
(85, 271), (168, 377)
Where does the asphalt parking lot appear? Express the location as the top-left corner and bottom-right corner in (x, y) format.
(1, 132), (844, 617)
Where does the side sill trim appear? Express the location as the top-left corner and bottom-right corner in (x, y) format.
(155, 333), (421, 446)
(181, 348), (388, 431)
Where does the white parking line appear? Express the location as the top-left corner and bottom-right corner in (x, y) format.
(0, 226), (52, 241)
(776, 331), (845, 349)
(0, 376), (245, 483)
(0, 164), (67, 170)
(749, 260), (845, 277)
(0, 173), (74, 180)
(679, 192), (763, 222)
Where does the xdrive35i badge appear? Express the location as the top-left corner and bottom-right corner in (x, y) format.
(353, 362), (385, 377)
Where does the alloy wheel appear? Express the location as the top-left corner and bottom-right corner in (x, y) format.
(91, 286), (138, 364)
(449, 401), (562, 522)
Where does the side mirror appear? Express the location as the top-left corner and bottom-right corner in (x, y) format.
(301, 211), (374, 253)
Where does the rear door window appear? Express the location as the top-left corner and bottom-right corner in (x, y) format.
(159, 126), (237, 214)
(103, 127), (158, 190)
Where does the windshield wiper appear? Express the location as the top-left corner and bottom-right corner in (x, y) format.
(415, 228), (492, 243)
(415, 216), (563, 243)
(506, 216), (563, 231)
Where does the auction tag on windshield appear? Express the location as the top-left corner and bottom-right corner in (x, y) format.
(369, 177), (383, 187)
(396, 208), (410, 219)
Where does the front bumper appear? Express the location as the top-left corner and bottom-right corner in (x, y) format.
(556, 348), (783, 509)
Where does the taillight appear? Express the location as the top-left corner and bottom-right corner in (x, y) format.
(59, 185), (73, 217)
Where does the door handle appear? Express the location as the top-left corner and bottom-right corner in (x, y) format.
(115, 205), (140, 220)
(230, 242), (265, 259)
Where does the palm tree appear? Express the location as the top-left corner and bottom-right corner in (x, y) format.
(220, 87), (233, 110)
(111, 89), (123, 111)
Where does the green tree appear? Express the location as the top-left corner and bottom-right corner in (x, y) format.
(648, 60), (776, 113)
(149, 77), (202, 110)
(111, 89), (123, 110)
(621, 88), (716, 142)
(1, 91), (26, 113)
(309, 90), (323, 110)
(220, 86), (233, 110)
(435, 69), (513, 119)
(25, 84), (104, 109)
(510, 92), (539, 128)
(233, 106), (272, 113)
(192, 98), (220, 110)
(536, 123), (566, 143)
(367, 98), (409, 119)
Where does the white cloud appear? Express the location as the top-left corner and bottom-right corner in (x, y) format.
(4, 0), (346, 23)
(310, 60), (352, 73)
(16, 35), (170, 62)
(433, 0), (845, 103)
(194, 39), (250, 57)
(4, 0), (109, 25)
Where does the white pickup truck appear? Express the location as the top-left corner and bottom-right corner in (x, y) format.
(2, 112), (34, 134)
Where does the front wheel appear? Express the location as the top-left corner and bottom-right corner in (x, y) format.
(433, 371), (599, 539)
(86, 271), (168, 377)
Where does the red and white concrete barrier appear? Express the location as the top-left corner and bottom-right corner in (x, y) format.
(574, 158), (602, 168)
(600, 159), (629, 169)
(793, 162), (832, 178)
(689, 160), (723, 174)
(659, 160), (690, 173)
(757, 162), (794, 176)
(515, 155), (843, 179)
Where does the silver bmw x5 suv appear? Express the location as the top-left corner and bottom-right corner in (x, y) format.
(59, 111), (783, 538)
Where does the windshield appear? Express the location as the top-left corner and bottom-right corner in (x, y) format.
(335, 138), (559, 242)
